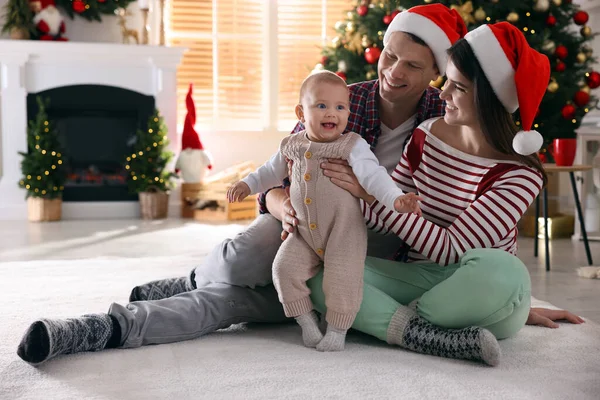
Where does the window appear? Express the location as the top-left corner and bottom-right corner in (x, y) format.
(167, 0), (351, 133)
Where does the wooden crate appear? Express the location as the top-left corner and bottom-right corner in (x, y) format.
(181, 182), (204, 218)
(193, 196), (257, 221)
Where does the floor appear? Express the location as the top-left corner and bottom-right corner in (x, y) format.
(1, 218), (600, 322)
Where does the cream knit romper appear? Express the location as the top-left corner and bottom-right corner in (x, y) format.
(273, 131), (367, 330)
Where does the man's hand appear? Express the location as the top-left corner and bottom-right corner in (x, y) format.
(526, 307), (585, 328)
(280, 186), (297, 241)
(394, 193), (423, 216)
(321, 159), (370, 200)
(227, 181), (251, 203)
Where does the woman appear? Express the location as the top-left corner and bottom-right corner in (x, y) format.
(306, 22), (584, 366)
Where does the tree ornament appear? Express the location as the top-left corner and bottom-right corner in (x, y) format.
(587, 71), (600, 89)
(581, 85), (591, 94)
(450, 2), (475, 25)
(541, 40), (556, 54)
(334, 21), (345, 31)
(546, 15), (556, 27)
(366, 70), (377, 80)
(332, 37), (341, 48)
(555, 61), (566, 72)
(552, 0), (562, 5)
(574, 91), (590, 107)
(581, 26), (592, 37)
(474, 7), (486, 22)
(555, 45), (568, 60)
(547, 81), (559, 93)
(321, 55), (329, 65)
(361, 35), (371, 48)
(573, 11), (589, 26)
(357, 5), (368, 17)
(561, 104), (576, 119)
(72, 0), (85, 14)
(346, 22), (355, 33)
(383, 14), (393, 25)
(338, 60), (347, 73)
(507, 12), (519, 24)
(364, 46), (381, 64)
(576, 52), (587, 64)
(533, 0), (550, 12)
(335, 71), (347, 81)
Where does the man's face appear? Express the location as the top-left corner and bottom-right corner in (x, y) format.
(377, 32), (440, 106)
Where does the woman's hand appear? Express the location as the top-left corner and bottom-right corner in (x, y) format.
(526, 307), (585, 328)
(322, 159), (372, 202)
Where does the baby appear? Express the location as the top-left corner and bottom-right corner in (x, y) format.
(227, 71), (421, 352)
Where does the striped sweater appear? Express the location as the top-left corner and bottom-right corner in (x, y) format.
(363, 118), (544, 266)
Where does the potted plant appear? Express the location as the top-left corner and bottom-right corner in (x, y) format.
(126, 110), (177, 219)
(18, 97), (67, 221)
(1, 0), (35, 40)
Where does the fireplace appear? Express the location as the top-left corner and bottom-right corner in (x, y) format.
(0, 40), (185, 220)
(27, 85), (155, 202)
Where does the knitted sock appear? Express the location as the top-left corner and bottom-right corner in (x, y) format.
(295, 311), (323, 348)
(129, 272), (196, 302)
(17, 313), (116, 366)
(387, 306), (501, 366)
(316, 325), (347, 352)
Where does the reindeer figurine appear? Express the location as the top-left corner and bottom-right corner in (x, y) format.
(116, 8), (139, 45)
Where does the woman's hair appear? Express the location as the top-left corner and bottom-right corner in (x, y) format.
(447, 39), (548, 187)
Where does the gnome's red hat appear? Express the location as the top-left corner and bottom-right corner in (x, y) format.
(181, 83), (204, 151)
(383, 4), (467, 75)
(465, 22), (551, 155)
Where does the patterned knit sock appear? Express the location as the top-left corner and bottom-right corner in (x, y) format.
(17, 313), (116, 366)
(129, 272), (196, 302)
(387, 306), (501, 366)
(295, 311), (323, 348)
(316, 325), (347, 352)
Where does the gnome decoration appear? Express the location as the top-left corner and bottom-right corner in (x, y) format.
(175, 84), (213, 183)
(30, 0), (67, 41)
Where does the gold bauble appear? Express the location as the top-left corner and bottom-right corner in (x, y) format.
(581, 85), (591, 94)
(541, 39), (556, 54)
(474, 7), (486, 22)
(533, 0), (550, 12)
(346, 22), (355, 33)
(507, 12), (519, 23)
(430, 76), (445, 88)
(361, 35), (371, 48)
(547, 81), (559, 93)
(581, 26), (592, 37)
(332, 37), (341, 48)
(577, 52), (587, 63)
(366, 70), (377, 80)
(583, 45), (593, 57)
(552, 0), (561, 6)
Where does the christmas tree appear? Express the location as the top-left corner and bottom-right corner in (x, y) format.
(1, 0), (35, 38)
(18, 97), (67, 200)
(318, 0), (599, 143)
(55, 0), (137, 22)
(126, 110), (177, 194)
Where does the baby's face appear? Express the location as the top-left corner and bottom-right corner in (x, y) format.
(300, 83), (350, 143)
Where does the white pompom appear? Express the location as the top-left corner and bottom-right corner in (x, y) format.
(512, 130), (543, 156)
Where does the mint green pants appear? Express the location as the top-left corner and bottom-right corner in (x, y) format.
(307, 248), (531, 341)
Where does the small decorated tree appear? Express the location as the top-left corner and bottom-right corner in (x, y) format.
(1, 0), (35, 39)
(19, 97), (67, 221)
(126, 110), (177, 219)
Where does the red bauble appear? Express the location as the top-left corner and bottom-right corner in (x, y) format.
(538, 152), (547, 163)
(573, 11), (589, 26)
(357, 5), (368, 16)
(98, 0), (106, 3)
(574, 91), (591, 107)
(72, 0), (85, 13)
(561, 104), (576, 119)
(364, 46), (382, 64)
(383, 14), (393, 25)
(555, 61), (566, 72)
(391, 10), (400, 19)
(555, 45), (568, 60)
(321, 55), (329, 65)
(335, 71), (347, 81)
(587, 71), (600, 89)
(546, 15), (556, 27)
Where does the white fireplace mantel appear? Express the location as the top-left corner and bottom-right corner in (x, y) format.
(0, 40), (186, 220)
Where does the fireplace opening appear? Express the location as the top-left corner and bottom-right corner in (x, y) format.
(27, 85), (155, 202)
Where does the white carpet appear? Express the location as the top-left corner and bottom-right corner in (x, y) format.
(1, 256), (599, 400)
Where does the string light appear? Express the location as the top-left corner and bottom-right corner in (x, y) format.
(57, 160), (62, 164)
(35, 145), (40, 149)
(531, 30), (535, 34)
(37, 176), (41, 180)
(51, 151), (56, 156)
(132, 154), (136, 158)
(139, 151), (143, 156)
(51, 165), (56, 169)
(41, 150), (47, 154)
(44, 171), (49, 175)
(133, 176), (138, 180)
(41, 190), (46, 195)
(148, 129), (154, 133)
(572, 119), (577, 123)
(534, 124), (539, 128)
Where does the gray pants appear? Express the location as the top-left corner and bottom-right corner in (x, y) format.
(108, 214), (403, 348)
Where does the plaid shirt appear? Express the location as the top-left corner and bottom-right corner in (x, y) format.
(257, 79), (445, 213)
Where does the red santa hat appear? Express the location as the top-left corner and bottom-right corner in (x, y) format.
(383, 4), (467, 75)
(465, 22), (551, 156)
(181, 83), (205, 151)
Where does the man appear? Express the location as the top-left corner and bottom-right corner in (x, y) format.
(17, 4), (581, 365)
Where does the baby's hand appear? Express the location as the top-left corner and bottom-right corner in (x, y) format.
(227, 182), (251, 203)
(394, 193), (423, 216)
